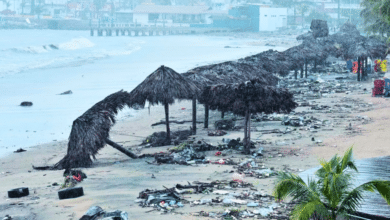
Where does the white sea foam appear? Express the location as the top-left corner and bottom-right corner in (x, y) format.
(59, 37), (95, 50)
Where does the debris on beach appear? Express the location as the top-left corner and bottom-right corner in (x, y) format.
(61, 169), (87, 188)
(142, 130), (192, 147)
(13, 148), (26, 153)
(137, 180), (297, 219)
(208, 130), (227, 136)
(58, 186), (84, 200)
(8, 187), (29, 198)
(214, 119), (235, 130)
(79, 206), (128, 220)
(58, 90), (72, 95)
(20, 101), (33, 106)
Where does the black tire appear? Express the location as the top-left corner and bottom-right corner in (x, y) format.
(58, 187), (84, 200)
(8, 187), (29, 198)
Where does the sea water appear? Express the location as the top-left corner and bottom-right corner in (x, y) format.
(0, 29), (286, 158)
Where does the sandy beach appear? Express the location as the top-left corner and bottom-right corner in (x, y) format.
(1, 68), (390, 220)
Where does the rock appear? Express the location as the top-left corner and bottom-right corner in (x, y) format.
(20, 102), (33, 106)
(59, 90), (72, 95)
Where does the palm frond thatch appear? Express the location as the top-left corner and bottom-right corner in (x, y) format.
(129, 65), (200, 106)
(34, 90), (134, 170)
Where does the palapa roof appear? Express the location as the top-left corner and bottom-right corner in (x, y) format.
(129, 65), (200, 106)
(295, 21), (387, 61)
(238, 50), (292, 77)
(199, 78), (297, 116)
(184, 60), (279, 86)
(50, 90), (133, 169)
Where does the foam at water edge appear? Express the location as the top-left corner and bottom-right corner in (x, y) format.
(59, 37), (95, 50)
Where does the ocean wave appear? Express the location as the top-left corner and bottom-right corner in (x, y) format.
(59, 38), (95, 50)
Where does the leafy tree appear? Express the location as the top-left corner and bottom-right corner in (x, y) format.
(305, 10), (331, 24)
(273, 147), (390, 220)
(20, 0), (26, 14)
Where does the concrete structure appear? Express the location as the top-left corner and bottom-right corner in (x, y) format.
(132, 4), (212, 26)
(259, 6), (287, 31)
(215, 4), (287, 32)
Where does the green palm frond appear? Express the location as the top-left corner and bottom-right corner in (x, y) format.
(290, 200), (327, 220)
(340, 147), (358, 173)
(273, 172), (317, 202)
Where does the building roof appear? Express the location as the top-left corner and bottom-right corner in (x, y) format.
(133, 5), (211, 14)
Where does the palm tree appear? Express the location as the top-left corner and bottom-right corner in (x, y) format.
(273, 147), (390, 220)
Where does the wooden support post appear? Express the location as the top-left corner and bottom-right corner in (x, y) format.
(204, 104), (209, 128)
(294, 69), (297, 79)
(300, 66), (304, 78)
(116, 29), (119, 36)
(221, 111), (225, 119)
(305, 59), (308, 78)
(90, 29), (94, 36)
(105, 138), (138, 159)
(98, 30), (102, 36)
(192, 98), (196, 135)
(357, 57), (361, 82)
(164, 103), (170, 140)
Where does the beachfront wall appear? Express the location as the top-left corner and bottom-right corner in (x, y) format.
(259, 7), (287, 32)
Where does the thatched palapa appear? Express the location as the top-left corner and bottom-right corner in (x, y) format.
(200, 78), (297, 153)
(33, 90), (138, 170)
(129, 65), (200, 140)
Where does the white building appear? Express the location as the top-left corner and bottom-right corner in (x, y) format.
(132, 4), (212, 26)
(259, 6), (287, 31)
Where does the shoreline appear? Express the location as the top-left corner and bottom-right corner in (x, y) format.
(2, 74), (390, 219)
(0, 31), (298, 158)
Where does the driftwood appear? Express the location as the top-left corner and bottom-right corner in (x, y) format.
(151, 120), (203, 127)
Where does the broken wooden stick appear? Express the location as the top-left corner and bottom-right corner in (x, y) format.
(105, 138), (138, 159)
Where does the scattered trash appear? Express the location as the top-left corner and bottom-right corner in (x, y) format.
(208, 130), (227, 136)
(79, 206), (128, 220)
(214, 119), (235, 130)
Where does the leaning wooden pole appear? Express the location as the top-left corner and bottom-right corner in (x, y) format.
(164, 103), (170, 140)
(357, 57), (361, 82)
(105, 138), (138, 159)
(192, 97), (196, 135)
(204, 104), (209, 128)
